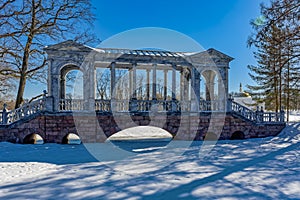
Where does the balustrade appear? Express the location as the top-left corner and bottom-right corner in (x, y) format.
(94, 99), (180, 112)
(228, 100), (285, 123)
(95, 100), (111, 112)
(59, 99), (85, 111)
(1, 98), (45, 125)
(0, 97), (284, 125)
(56, 99), (284, 123)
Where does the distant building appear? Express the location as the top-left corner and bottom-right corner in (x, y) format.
(231, 83), (265, 111)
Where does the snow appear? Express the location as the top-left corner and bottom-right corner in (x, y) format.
(108, 126), (172, 141)
(288, 111), (300, 122)
(34, 134), (44, 145)
(0, 122), (299, 199)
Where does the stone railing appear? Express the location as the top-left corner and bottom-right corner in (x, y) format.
(1, 98), (46, 125)
(131, 100), (181, 112)
(228, 100), (285, 123)
(95, 100), (111, 112)
(56, 98), (285, 124)
(94, 99), (182, 112)
(199, 100), (226, 111)
(59, 99), (85, 111)
(261, 112), (285, 123)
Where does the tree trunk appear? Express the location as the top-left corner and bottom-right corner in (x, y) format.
(15, 73), (27, 108)
(15, 40), (33, 108)
(15, 0), (35, 109)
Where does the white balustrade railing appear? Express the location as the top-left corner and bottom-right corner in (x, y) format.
(228, 100), (284, 123)
(54, 98), (285, 124)
(262, 112), (284, 123)
(0, 97), (285, 125)
(94, 99), (182, 112)
(59, 99), (85, 111)
(134, 100), (176, 112)
(1, 98), (45, 125)
(95, 100), (111, 112)
(199, 100), (226, 111)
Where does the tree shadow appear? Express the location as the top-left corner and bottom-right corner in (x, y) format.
(0, 123), (299, 199)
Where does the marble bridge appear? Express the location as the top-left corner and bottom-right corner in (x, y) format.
(0, 41), (285, 144)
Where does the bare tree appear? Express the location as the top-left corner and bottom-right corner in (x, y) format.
(247, 0), (300, 114)
(0, 0), (97, 108)
(96, 70), (110, 100)
(115, 69), (128, 100)
(0, 66), (13, 95)
(136, 73), (145, 100)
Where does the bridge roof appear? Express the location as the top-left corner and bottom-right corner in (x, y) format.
(44, 40), (234, 65)
(95, 48), (183, 58)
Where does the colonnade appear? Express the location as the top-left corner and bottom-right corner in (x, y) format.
(57, 61), (224, 112)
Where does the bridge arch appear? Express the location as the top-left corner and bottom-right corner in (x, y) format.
(107, 126), (173, 141)
(23, 133), (44, 144)
(62, 133), (82, 144)
(97, 113), (181, 140)
(230, 131), (245, 140)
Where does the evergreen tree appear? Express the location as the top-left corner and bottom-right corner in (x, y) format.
(247, 0), (299, 116)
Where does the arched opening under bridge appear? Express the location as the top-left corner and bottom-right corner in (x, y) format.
(107, 126), (173, 153)
(23, 133), (44, 144)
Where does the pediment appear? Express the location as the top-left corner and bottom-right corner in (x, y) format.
(206, 48), (234, 61)
(44, 40), (92, 52)
(184, 48), (234, 64)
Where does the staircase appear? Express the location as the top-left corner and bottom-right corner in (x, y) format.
(228, 100), (285, 124)
(0, 98), (46, 125)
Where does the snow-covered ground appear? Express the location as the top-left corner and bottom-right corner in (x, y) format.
(288, 111), (300, 122)
(0, 121), (299, 199)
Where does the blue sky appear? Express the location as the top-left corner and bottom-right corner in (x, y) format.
(25, 0), (263, 98)
(91, 0), (262, 93)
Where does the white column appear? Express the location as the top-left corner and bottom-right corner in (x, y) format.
(60, 76), (65, 99)
(53, 74), (60, 111)
(110, 62), (116, 99)
(198, 74), (201, 101)
(88, 63), (95, 111)
(172, 65), (176, 100)
(180, 69), (184, 101)
(83, 69), (89, 110)
(190, 68), (199, 112)
(132, 63), (137, 99)
(164, 69), (168, 100)
(209, 75), (215, 101)
(218, 77), (225, 110)
(152, 64), (157, 100)
(129, 68), (132, 99)
(191, 68), (195, 101)
(146, 69), (150, 100)
(184, 69), (190, 102)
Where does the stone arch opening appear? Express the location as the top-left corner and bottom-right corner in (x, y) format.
(60, 65), (84, 99)
(62, 133), (82, 144)
(107, 126), (173, 141)
(230, 131), (245, 140)
(106, 126), (173, 153)
(200, 70), (219, 101)
(23, 133), (44, 144)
